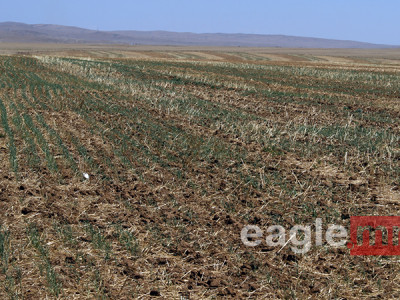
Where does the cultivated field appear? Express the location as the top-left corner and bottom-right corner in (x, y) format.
(0, 47), (399, 298)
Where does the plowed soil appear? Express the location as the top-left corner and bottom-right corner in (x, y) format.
(0, 49), (399, 299)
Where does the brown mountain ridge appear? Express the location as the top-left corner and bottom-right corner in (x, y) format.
(0, 22), (398, 48)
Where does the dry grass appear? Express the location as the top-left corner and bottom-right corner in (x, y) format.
(0, 48), (399, 298)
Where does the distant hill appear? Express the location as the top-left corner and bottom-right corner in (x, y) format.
(0, 22), (397, 48)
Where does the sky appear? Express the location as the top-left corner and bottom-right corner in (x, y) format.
(1, 0), (399, 45)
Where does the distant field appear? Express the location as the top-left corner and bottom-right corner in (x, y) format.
(0, 48), (399, 298)
(2, 43), (400, 64)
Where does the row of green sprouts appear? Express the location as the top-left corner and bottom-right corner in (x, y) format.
(0, 221), (140, 298)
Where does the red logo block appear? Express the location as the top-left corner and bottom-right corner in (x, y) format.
(347, 216), (400, 256)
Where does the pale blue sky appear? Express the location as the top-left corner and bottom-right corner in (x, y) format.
(1, 0), (399, 45)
